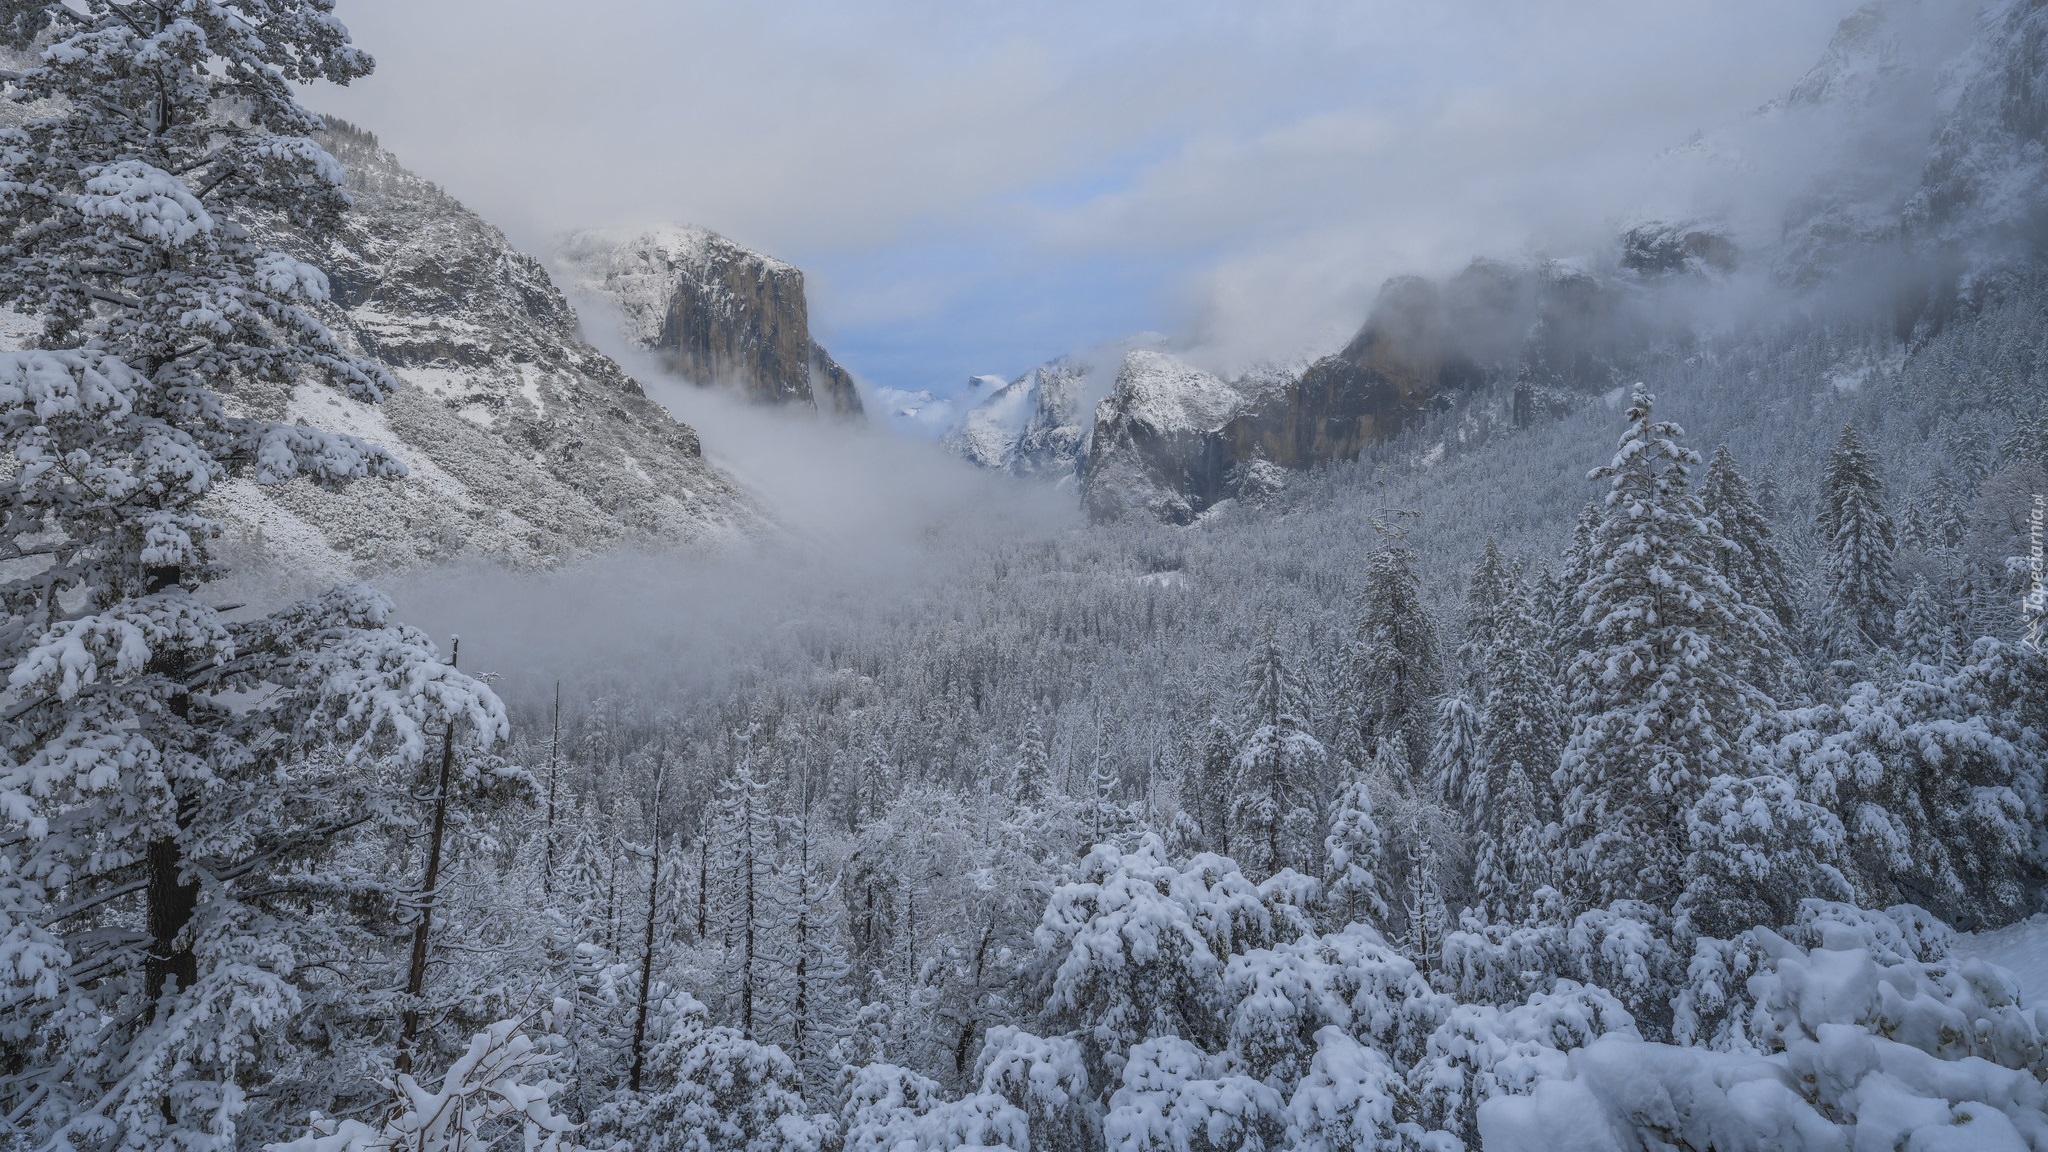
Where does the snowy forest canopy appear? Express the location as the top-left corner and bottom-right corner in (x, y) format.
(2, 2), (2047, 1152)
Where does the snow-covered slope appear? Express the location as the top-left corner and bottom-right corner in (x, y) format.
(210, 122), (760, 582)
(555, 226), (865, 418)
(941, 359), (1092, 479)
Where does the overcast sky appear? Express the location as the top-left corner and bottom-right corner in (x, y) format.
(313, 0), (1863, 397)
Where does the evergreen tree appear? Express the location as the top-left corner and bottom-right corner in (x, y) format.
(1398, 841), (1449, 973)
(1347, 548), (1443, 785)
(1012, 711), (1052, 808)
(1895, 577), (1959, 670)
(1323, 765), (1391, 928)
(1194, 717), (1237, 854)
(1470, 761), (1548, 921)
(1478, 583), (1564, 829)
(1555, 389), (1778, 909)
(712, 750), (776, 1039)
(1551, 501), (1603, 660)
(1817, 424), (1901, 657)
(0, 4), (517, 1147)
(1426, 693), (1484, 824)
(1226, 634), (1324, 879)
(1458, 538), (1513, 687)
(1700, 444), (1800, 634)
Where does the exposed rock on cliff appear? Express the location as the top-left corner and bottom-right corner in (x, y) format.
(556, 226), (866, 418)
(203, 122), (760, 580)
(1080, 352), (1284, 523)
(942, 358), (1091, 479)
(1081, 258), (1654, 523)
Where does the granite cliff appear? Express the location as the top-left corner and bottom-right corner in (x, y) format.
(556, 226), (866, 418)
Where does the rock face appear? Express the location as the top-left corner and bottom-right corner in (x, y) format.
(1081, 259), (1654, 522)
(1080, 352), (1284, 523)
(1910, 0), (2048, 285)
(556, 226), (866, 418)
(191, 122), (758, 581)
(942, 358), (1091, 479)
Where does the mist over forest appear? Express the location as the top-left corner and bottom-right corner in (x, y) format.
(2, 3), (2046, 1152)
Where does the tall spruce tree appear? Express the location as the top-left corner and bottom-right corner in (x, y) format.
(1458, 538), (1514, 688)
(1347, 547), (1443, 785)
(0, 4), (513, 1148)
(1226, 632), (1323, 879)
(1817, 424), (1902, 657)
(1700, 445), (1800, 634)
(1555, 389), (1777, 909)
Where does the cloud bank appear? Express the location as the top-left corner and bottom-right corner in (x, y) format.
(314, 0), (1867, 393)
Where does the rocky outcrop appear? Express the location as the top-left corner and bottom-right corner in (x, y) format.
(1619, 222), (1740, 279)
(1081, 259), (1657, 522)
(206, 121), (759, 580)
(809, 341), (866, 418)
(942, 358), (1091, 479)
(1081, 352), (1283, 523)
(556, 226), (865, 418)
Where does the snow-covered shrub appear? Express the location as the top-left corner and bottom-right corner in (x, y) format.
(835, 1062), (1026, 1152)
(1223, 924), (1450, 1086)
(1285, 1028), (1456, 1152)
(1411, 981), (1636, 1143)
(1102, 1037), (1285, 1152)
(1676, 772), (1853, 940)
(1480, 909), (2048, 1151)
(270, 1018), (578, 1152)
(585, 993), (822, 1152)
(974, 1027), (1096, 1152)
(1035, 836), (1272, 1088)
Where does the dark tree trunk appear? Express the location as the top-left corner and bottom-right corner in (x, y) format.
(397, 639), (459, 1075)
(628, 755), (667, 1092)
(143, 564), (197, 1013)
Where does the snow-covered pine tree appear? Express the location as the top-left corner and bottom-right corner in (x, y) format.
(1323, 764), (1391, 929)
(777, 782), (851, 1087)
(0, 4), (515, 1148)
(1550, 501), (1603, 661)
(1817, 423), (1902, 658)
(1895, 576), (1960, 671)
(1427, 693), (1483, 826)
(711, 748), (777, 1039)
(1458, 538), (1513, 688)
(1346, 548), (1443, 785)
(1700, 444), (1800, 635)
(1470, 760), (1548, 922)
(1012, 711), (1052, 808)
(1194, 716), (1237, 853)
(1477, 581), (1563, 831)
(1398, 841), (1449, 973)
(1555, 388), (1778, 910)
(1226, 632), (1324, 879)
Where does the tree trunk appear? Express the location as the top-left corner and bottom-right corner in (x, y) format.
(628, 755), (666, 1092)
(143, 564), (197, 1013)
(543, 681), (560, 895)
(397, 638), (459, 1075)
(695, 836), (708, 941)
(740, 788), (756, 1040)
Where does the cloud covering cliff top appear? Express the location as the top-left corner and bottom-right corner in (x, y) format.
(315, 0), (1876, 393)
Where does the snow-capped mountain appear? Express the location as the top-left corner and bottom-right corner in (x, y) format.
(555, 226), (865, 418)
(940, 358), (1092, 479)
(210, 122), (761, 581)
